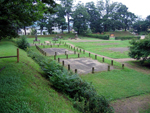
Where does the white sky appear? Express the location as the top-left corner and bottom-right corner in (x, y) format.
(74, 0), (150, 19)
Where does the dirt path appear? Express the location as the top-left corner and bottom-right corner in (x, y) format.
(67, 42), (150, 113)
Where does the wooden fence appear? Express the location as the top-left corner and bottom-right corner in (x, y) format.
(35, 44), (46, 56)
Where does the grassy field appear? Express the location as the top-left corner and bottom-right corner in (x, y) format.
(65, 40), (131, 58)
(0, 41), (79, 113)
(33, 44), (150, 102)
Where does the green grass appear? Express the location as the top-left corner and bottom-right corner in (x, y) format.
(0, 41), (79, 113)
(80, 69), (150, 101)
(64, 40), (131, 58)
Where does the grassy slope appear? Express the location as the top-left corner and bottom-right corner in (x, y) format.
(0, 41), (78, 113)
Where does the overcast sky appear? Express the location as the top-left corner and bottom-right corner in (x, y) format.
(74, 0), (150, 19)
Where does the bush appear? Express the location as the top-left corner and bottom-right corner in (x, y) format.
(16, 36), (30, 50)
(84, 34), (110, 40)
(27, 49), (113, 113)
(115, 36), (140, 40)
(129, 38), (150, 63)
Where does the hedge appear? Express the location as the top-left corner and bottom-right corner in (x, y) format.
(115, 36), (140, 40)
(84, 34), (110, 40)
(27, 49), (113, 113)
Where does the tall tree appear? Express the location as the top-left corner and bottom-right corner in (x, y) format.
(0, 0), (57, 40)
(60, 0), (73, 33)
(72, 3), (90, 34)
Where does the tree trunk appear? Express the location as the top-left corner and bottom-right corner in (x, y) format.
(67, 13), (70, 33)
(24, 26), (26, 35)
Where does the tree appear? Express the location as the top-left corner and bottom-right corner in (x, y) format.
(46, 15), (55, 34)
(129, 38), (150, 63)
(37, 16), (47, 35)
(72, 3), (90, 34)
(0, 0), (57, 41)
(86, 2), (102, 33)
(60, 0), (73, 33)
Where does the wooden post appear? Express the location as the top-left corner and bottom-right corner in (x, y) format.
(66, 54), (68, 59)
(74, 51), (76, 54)
(92, 67), (94, 73)
(65, 51), (67, 55)
(78, 53), (80, 58)
(122, 64), (124, 69)
(83, 50), (85, 54)
(17, 48), (19, 63)
(89, 53), (90, 57)
(62, 61), (64, 66)
(68, 64), (70, 71)
(54, 55), (56, 60)
(102, 57), (104, 62)
(75, 69), (77, 73)
(55, 52), (57, 56)
(58, 44), (59, 47)
(58, 58), (60, 63)
(51, 45), (52, 48)
(108, 65), (110, 71)
(111, 60), (113, 66)
(95, 55), (97, 59)
(80, 49), (81, 52)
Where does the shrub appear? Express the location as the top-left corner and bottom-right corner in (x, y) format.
(84, 34), (109, 40)
(129, 38), (150, 63)
(27, 49), (113, 113)
(16, 36), (30, 50)
(115, 36), (140, 40)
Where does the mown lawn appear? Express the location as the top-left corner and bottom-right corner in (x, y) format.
(0, 41), (79, 113)
(65, 40), (131, 58)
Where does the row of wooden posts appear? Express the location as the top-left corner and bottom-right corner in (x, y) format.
(0, 48), (19, 63)
(35, 44), (47, 56)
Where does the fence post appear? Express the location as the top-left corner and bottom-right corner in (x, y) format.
(102, 57), (104, 62)
(68, 64), (70, 71)
(54, 55), (56, 60)
(95, 55), (97, 59)
(80, 49), (81, 52)
(55, 52), (57, 56)
(92, 67), (94, 73)
(65, 51), (67, 55)
(89, 53), (90, 57)
(66, 54), (68, 59)
(17, 48), (19, 63)
(75, 69), (77, 73)
(108, 65), (110, 71)
(78, 53), (80, 58)
(111, 60), (113, 66)
(58, 58), (60, 63)
(122, 64), (124, 69)
(62, 61), (64, 66)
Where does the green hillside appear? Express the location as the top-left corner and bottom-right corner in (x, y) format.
(0, 41), (78, 113)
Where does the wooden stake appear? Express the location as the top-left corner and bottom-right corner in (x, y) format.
(108, 65), (110, 71)
(68, 64), (70, 71)
(92, 67), (94, 73)
(95, 55), (97, 59)
(75, 69), (77, 73)
(89, 53), (90, 57)
(122, 64), (124, 69)
(58, 58), (60, 63)
(62, 61), (64, 66)
(102, 57), (104, 62)
(111, 60), (113, 66)
(78, 53), (80, 58)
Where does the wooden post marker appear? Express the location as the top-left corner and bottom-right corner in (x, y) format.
(83, 50), (85, 54)
(17, 48), (19, 63)
(80, 49), (81, 52)
(51, 45), (52, 48)
(78, 53), (80, 58)
(75, 69), (77, 73)
(58, 58), (60, 63)
(62, 61), (64, 66)
(95, 55), (97, 59)
(55, 52), (57, 56)
(54, 55), (56, 60)
(89, 53), (90, 57)
(102, 57), (104, 62)
(68, 64), (70, 71)
(66, 54), (68, 59)
(65, 51), (67, 55)
(92, 67), (94, 73)
(122, 64), (124, 69)
(108, 65), (110, 71)
(111, 60), (113, 66)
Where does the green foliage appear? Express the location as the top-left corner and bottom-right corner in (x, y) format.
(16, 36), (30, 50)
(85, 34), (109, 40)
(27, 49), (113, 113)
(115, 36), (140, 40)
(129, 38), (150, 62)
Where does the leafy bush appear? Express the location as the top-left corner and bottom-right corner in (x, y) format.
(84, 34), (109, 40)
(16, 36), (29, 50)
(115, 36), (140, 40)
(129, 38), (150, 63)
(27, 49), (113, 113)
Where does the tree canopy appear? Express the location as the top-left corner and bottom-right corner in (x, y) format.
(0, 0), (57, 40)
